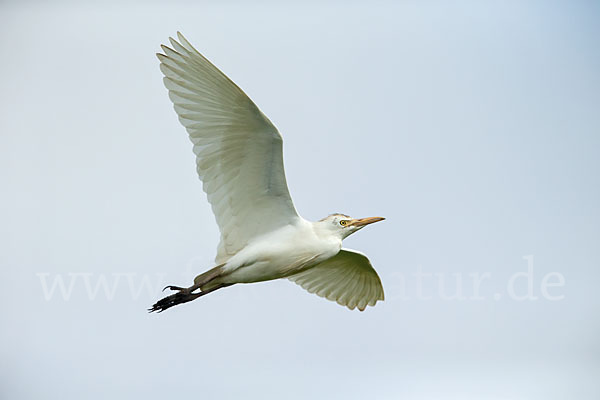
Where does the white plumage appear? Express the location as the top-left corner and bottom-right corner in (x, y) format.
(150, 33), (385, 313)
(288, 249), (384, 311)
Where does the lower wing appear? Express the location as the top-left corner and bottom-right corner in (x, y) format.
(288, 249), (384, 311)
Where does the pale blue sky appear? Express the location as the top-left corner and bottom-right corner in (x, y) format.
(1, 1), (599, 399)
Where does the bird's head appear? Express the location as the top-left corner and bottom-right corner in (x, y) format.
(317, 213), (385, 240)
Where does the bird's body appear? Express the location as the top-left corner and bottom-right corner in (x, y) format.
(150, 33), (385, 312)
(218, 218), (341, 284)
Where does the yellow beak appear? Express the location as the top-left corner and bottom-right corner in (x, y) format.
(349, 216), (385, 227)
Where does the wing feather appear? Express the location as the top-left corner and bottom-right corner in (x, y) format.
(288, 249), (385, 311)
(158, 33), (299, 263)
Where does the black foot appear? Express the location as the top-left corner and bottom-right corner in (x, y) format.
(148, 287), (200, 313)
(162, 285), (186, 292)
(149, 282), (233, 314)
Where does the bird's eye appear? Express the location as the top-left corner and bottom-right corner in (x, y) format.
(340, 220), (348, 226)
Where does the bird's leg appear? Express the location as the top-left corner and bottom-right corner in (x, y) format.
(148, 283), (232, 313)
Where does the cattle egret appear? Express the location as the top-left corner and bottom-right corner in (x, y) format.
(150, 33), (385, 313)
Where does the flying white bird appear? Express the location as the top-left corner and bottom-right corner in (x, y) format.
(150, 33), (385, 313)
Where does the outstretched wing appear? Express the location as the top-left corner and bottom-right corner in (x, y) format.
(288, 249), (385, 311)
(158, 32), (299, 264)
